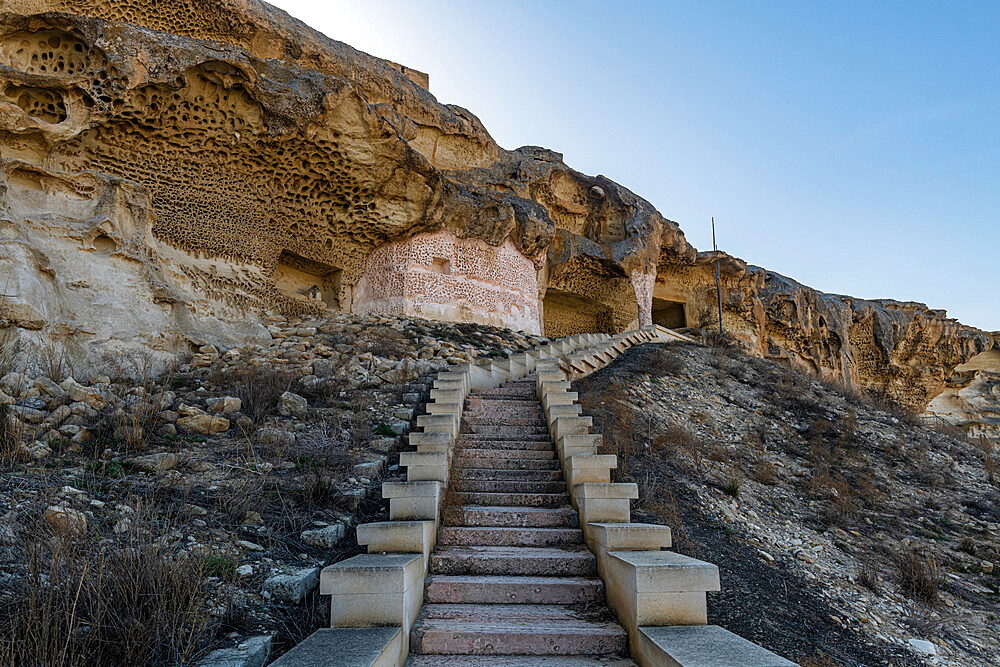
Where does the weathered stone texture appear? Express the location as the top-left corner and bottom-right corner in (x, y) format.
(0, 0), (995, 422)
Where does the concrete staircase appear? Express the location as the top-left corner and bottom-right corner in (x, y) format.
(291, 327), (798, 666)
(407, 377), (634, 664)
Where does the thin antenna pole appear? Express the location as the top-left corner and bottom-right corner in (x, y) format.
(712, 217), (723, 334)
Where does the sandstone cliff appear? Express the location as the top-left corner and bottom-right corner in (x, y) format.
(0, 0), (995, 423)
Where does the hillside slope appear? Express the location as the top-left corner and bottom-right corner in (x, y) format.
(574, 342), (999, 666)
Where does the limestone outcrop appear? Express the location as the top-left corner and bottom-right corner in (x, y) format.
(655, 253), (998, 412)
(0, 0), (995, 423)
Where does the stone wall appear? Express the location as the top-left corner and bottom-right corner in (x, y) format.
(353, 230), (541, 334)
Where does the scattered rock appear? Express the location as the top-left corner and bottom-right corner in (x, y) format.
(278, 391), (308, 418)
(206, 396), (241, 414)
(44, 505), (87, 536)
(130, 451), (181, 472)
(907, 638), (937, 656)
(262, 567), (320, 604)
(177, 414), (230, 435)
(195, 634), (273, 667)
(300, 524), (345, 548)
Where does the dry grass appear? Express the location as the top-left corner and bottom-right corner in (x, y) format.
(646, 345), (685, 375)
(0, 329), (20, 378)
(0, 507), (215, 666)
(894, 548), (944, 604)
(0, 403), (29, 467)
(978, 437), (997, 484)
(857, 560), (880, 593)
(36, 340), (73, 382)
(225, 365), (299, 423)
(702, 328), (741, 351)
(363, 326), (409, 359)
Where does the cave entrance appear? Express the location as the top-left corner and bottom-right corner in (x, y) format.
(652, 297), (686, 329)
(543, 290), (612, 337)
(274, 250), (343, 311)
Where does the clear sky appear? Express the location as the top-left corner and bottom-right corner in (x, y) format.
(270, 1), (999, 332)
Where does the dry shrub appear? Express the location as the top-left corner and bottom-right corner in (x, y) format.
(0, 403), (28, 467)
(749, 456), (778, 485)
(857, 560), (880, 593)
(36, 340), (73, 382)
(0, 511), (214, 666)
(639, 475), (694, 553)
(0, 329), (21, 378)
(652, 423), (704, 472)
(895, 548), (943, 604)
(215, 474), (266, 525)
(721, 472), (742, 498)
(646, 345), (685, 375)
(363, 326), (409, 359)
(702, 328), (741, 352)
(769, 373), (820, 418)
(226, 365), (299, 422)
(113, 390), (164, 454)
(978, 437), (997, 484)
(798, 657), (839, 667)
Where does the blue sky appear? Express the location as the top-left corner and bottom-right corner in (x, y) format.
(271, 1), (999, 331)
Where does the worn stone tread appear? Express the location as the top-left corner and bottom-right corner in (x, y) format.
(425, 574), (602, 604)
(406, 656), (636, 666)
(411, 604), (627, 656)
(438, 525), (583, 547)
(443, 506), (578, 527)
(430, 546), (595, 576)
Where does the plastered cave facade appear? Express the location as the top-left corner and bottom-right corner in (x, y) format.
(0, 0), (996, 427)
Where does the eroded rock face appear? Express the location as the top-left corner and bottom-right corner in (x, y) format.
(653, 253), (998, 414)
(0, 4), (686, 367)
(0, 1), (995, 424)
(926, 351), (1000, 440)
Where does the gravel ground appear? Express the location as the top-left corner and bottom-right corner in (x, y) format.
(575, 340), (999, 667)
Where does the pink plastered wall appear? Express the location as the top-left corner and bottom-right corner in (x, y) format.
(353, 230), (541, 334)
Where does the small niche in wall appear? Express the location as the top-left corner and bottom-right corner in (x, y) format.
(93, 234), (117, 254)
(274, 250), (343, 311)
(430, 257), (451, 275)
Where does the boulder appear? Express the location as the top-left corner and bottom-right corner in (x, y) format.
(44, 505), (87, 536)
(262, 567), (320, 604)
(177, 414), (230, 435)
(206, 396), (241, 414)
(300, 524), (345, 549)
(278, 392), (308, 418)
(130, 451), (181, 472)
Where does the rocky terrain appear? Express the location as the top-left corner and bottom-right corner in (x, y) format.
(0, 313), (543, 664)
(0, 0), (995, 433)
(575, 341), (1000, 666)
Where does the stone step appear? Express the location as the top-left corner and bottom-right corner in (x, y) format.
(452, 469), (563, 482)
(463, 417), (546, 427)
(460, 433), (553, 442)
(406, 655), (636, 666)
(438, 526), (582, 547)
(430, 546), (595, 576)
(466, 398), (542, 407)
(456, 448), (555, 460)
(410, 604), (627, 656)
(454, 457), (560, 471)
(444, 506), (578, 528)
(451, 480), (566, 494)
(452, 491), (569, 507)
(424, 575), (602, 604)
(455, 439), (553, 451)
(472, 393), (537, 401)
(464, 425), (550, 435)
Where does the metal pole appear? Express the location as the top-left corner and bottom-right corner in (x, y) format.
(712, 217), (723, 334)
